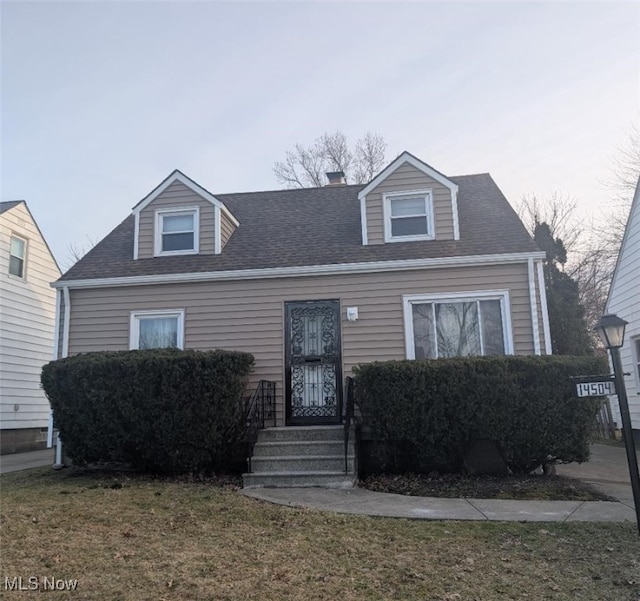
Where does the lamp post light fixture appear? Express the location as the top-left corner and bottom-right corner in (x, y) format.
(596, 313), (640, 535)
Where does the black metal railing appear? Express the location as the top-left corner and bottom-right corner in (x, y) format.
(245, 380), (276, 472)
(344, 376), (355, 474)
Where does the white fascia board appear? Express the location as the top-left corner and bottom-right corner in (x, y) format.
(131, 170), (240, 227)
(360, 195), (368, 245)
(536, 260), (552, 354)
(62, 286), (70, 358)
(52, 251), (546, 290)
(528, 257), (541, 355)
(133, 212), (140, 260)
(214, 206), (222, 254)
(451, 188), (460, 240)
(358, 152), (459, 200)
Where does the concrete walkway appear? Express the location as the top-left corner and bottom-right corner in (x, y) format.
(0, 448), (53, 474)
(244, 443), (639, 523)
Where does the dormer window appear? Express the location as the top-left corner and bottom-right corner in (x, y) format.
(384, 190), (434, 242)
(154, 208), (199, 256)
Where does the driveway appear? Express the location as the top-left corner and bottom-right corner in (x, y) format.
(556, 442), (639, 509)
(0, 448), (52, 474)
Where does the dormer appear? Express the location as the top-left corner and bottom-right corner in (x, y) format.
(358, 152), (459, 245)
(131, 170), (239, 260)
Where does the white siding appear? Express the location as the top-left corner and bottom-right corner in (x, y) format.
(0, 203), (60, 429)
(606, 181), (640, 430)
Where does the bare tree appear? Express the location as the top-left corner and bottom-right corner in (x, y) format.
(517, 191), (583, 257)
(353, 132), (387, 184)
(62, 235), (98, 271)
(518, 123), (640, 343)
(273, 131), (387, 188)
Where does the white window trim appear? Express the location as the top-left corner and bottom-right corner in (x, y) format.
(402, 289), (514, 359)
(383, 189), (435, 243)
(8, 233), (28, 280)
(154, 207), (200, 257)
(129, 309), (185, 350)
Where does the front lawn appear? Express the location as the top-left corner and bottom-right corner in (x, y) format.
(2, 467), (639, 601)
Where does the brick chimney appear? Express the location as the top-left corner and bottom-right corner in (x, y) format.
(326, 171), (346, 186)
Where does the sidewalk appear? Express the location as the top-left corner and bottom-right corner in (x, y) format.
(244, 443), (639, 523)
(0, 448), (53, 474)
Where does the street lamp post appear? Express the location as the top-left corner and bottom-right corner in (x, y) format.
(596, 314), (640, 535)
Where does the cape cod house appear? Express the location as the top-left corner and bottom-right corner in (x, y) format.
(52, 151), (550, 485)
(605, 177), (640, 443)
(1, 201), (60, 453)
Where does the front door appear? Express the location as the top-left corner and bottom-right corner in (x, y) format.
(285, 300), (342, 425)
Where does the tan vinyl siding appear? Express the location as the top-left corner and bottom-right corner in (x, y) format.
(68, 262), (535, 426)
(365, 162), (455, 245)
(220, 211), (237, 249)
(137, 182), (216, 258)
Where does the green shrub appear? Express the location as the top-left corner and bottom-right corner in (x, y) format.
(41, 349), (254, 473)
(354, 355), (607, 474)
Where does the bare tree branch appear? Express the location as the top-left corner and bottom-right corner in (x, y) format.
(273, 131), (387, 188)
(63, 235), (98, 270)
(353, 132), (387, 184)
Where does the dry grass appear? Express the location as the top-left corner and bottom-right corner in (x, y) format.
(1, 467), (639, 601)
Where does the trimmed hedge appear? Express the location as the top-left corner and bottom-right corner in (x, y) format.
(354, 355), (607, 474)
(41, 349), (254, 473)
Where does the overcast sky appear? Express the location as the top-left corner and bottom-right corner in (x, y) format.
(2, 0), (639, 269)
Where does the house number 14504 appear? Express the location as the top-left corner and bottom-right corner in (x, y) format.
(575, 381), (615, 397)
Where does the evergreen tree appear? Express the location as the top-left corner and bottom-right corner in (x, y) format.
(534, 223), (593, 355)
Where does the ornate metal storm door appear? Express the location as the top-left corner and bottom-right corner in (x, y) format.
(285, 300), (342, 425)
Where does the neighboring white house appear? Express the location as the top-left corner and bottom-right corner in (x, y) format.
(0, 201), (60, 453)
(606, 177), (640, 443)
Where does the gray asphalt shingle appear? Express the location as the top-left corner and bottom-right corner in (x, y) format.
(59, 174), (539, 281)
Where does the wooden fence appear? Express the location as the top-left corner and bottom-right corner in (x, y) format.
(593, 397), (618, 440)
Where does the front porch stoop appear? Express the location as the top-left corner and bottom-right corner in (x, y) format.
(243, 425), (356, 489)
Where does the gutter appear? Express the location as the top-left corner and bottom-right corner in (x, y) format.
(52, 251), (546, 290)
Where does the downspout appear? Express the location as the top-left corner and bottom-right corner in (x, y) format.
(53, 286), (71, 468)
(47, 289), (62, 449)
(528, 258), (541, 355)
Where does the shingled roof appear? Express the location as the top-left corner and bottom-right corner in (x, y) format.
(59, 173), (539, 282)
(0, 200), (23, 214)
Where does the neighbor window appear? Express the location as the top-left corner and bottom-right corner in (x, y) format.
(404, 292), (512, 359)
(9, 235), (27, 278)
(384, 191), (434, 242)
(155, 208), (199, 255)
(130, 310), (185, 350)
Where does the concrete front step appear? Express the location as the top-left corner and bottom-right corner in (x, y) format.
(243, 425), (357, 489)
(250, 454), (356, 473)
(257, 425), (344, 442)
(243, 471), (356, 489)
(252, 440), (346, 457)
